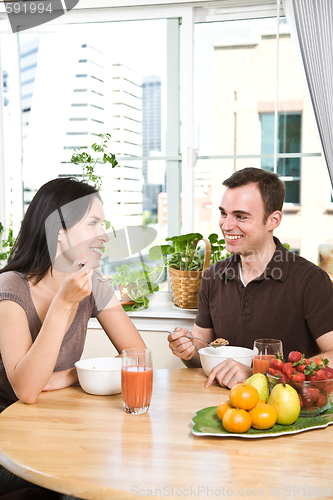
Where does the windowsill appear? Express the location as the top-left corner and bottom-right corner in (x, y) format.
(324, 207), (333, 214)
(88, 291), (197, 332)
(282, 205), (301, 214)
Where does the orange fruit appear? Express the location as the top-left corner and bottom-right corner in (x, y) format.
(229, 383), (259, 411)
(222, 408), (252, 433)
(249, 403), (277, 430)
(258, 398), (267, 405)
(217, 401), (233, 420)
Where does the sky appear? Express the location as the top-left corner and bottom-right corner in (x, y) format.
(1, 18), (167, 79)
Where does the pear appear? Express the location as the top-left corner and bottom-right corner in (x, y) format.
(245, 373), (269, 403)
(267, 383), (300, 425)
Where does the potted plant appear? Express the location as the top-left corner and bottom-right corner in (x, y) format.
(110, 262), (163, 311)
(148, 233), (230, 309)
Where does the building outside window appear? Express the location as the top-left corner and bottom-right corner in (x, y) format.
(1, 2), (333, 269)
(260, 112), (301, 204)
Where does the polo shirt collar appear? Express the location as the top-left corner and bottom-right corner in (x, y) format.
(222, 237), (289, 283)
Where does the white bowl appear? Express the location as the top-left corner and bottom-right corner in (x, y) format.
(75, 357), (122, 396)
(198, 346), (253, 376)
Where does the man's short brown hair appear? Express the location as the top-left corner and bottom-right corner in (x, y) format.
(222, 167), (286, 222)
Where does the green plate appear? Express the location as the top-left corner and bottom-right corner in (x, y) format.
(192, 404), (333, 438)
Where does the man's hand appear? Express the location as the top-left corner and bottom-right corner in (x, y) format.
(205, 359), (253, 389)
(167, 328), (196, 361)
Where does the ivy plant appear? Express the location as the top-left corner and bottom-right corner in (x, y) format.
(0, 221), (15, 269)
(70, 132), (118, 189)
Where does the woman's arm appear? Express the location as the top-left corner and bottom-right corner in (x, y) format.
(0, 267), (93, 404)
(96, 294), (146, 354)
(43, 368), (79, 391)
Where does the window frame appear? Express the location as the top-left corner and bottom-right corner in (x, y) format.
(0, 0), (324, 237)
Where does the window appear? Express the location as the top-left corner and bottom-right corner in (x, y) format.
(15, 21), (168, 236)
(194, 13), (328, 263)
(1, 2), (332, 267)
(260, 112), (301, 204)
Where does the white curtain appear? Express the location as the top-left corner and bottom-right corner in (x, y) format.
(283, 0), (333, 187)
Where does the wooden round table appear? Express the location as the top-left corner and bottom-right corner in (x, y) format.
(0, 368), (332, 499)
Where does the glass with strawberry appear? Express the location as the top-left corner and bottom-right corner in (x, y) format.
(267, 350), (333, 416)
(253, 338), (283, 374)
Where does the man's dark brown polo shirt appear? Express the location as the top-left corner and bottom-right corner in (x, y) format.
(195, 238), (333, 358)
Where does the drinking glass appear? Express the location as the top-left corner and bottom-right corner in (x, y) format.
(253, 339), (283, 374)
(121, 348), (153, 414)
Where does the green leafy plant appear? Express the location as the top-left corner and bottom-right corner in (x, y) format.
(148, 232), (230, 271)
(0, 221), (15, 269)
(111, 263), (163, 311)
(71, 132), (119, 232)
(70, 132), (118, 189)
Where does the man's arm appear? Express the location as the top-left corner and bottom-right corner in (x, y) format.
(311, 331), (333, 364)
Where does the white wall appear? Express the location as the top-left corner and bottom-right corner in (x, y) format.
(82, 328), (185, 369)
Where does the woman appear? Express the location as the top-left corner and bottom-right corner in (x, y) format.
(0, 177), (146, 498)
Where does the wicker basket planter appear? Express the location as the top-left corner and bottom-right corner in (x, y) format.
(168, 239), (211, 309)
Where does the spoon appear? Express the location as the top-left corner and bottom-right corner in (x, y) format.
(97, 274), (113, 283)
(167, 330), (229, 348)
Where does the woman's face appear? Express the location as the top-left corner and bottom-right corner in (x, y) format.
(56, 196), (109, 271)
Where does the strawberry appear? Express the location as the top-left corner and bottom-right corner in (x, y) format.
(324, 380), (333, 395)
(315, 357), (329, 367)
(268, 368), (283, 377)
(316, 392), (327, 408)
(269, 356), (285, 371)
(306, 369), (326, 382)
(323, 367), (333, 380)
(296, 358), (311, 372)
(288, 351), (303, 363)
(282, 362), (296, 379)
(301, 386), (320, 408)
(291, 371), (306, 381)
(298, 393), (303, 408)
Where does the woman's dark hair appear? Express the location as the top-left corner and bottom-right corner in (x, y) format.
(222, 167), (286, 222)
(0, 177), (101, 283)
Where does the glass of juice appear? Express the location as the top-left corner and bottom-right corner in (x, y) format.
(121, 348), (153, 414)
(253, 339), (283, 374)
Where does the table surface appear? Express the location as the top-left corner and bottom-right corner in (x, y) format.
(0, 368), (332, 500)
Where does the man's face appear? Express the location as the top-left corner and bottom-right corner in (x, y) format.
(219, 183), (273, 258)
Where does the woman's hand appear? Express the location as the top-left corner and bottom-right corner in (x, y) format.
(55, 260), (93, 309)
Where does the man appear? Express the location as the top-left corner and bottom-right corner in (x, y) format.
(168, 168), (333, 388)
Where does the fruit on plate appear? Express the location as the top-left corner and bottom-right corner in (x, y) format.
(216, 401), (233, 420)
(267, 350), (333, 416)
(267, 383), (301, 425)
(288, 351), (303, 363)
(249, 403), (277, 430)
(216, 383), (278, 433)
(245, 373), (270, 403)
(222, 408), (252, 433)
(229, 383), (259, 410)
(269, 355), (285, 371)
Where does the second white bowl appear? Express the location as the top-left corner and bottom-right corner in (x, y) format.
(199, 346), (253, 376)
(75, 357), (122, 396)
